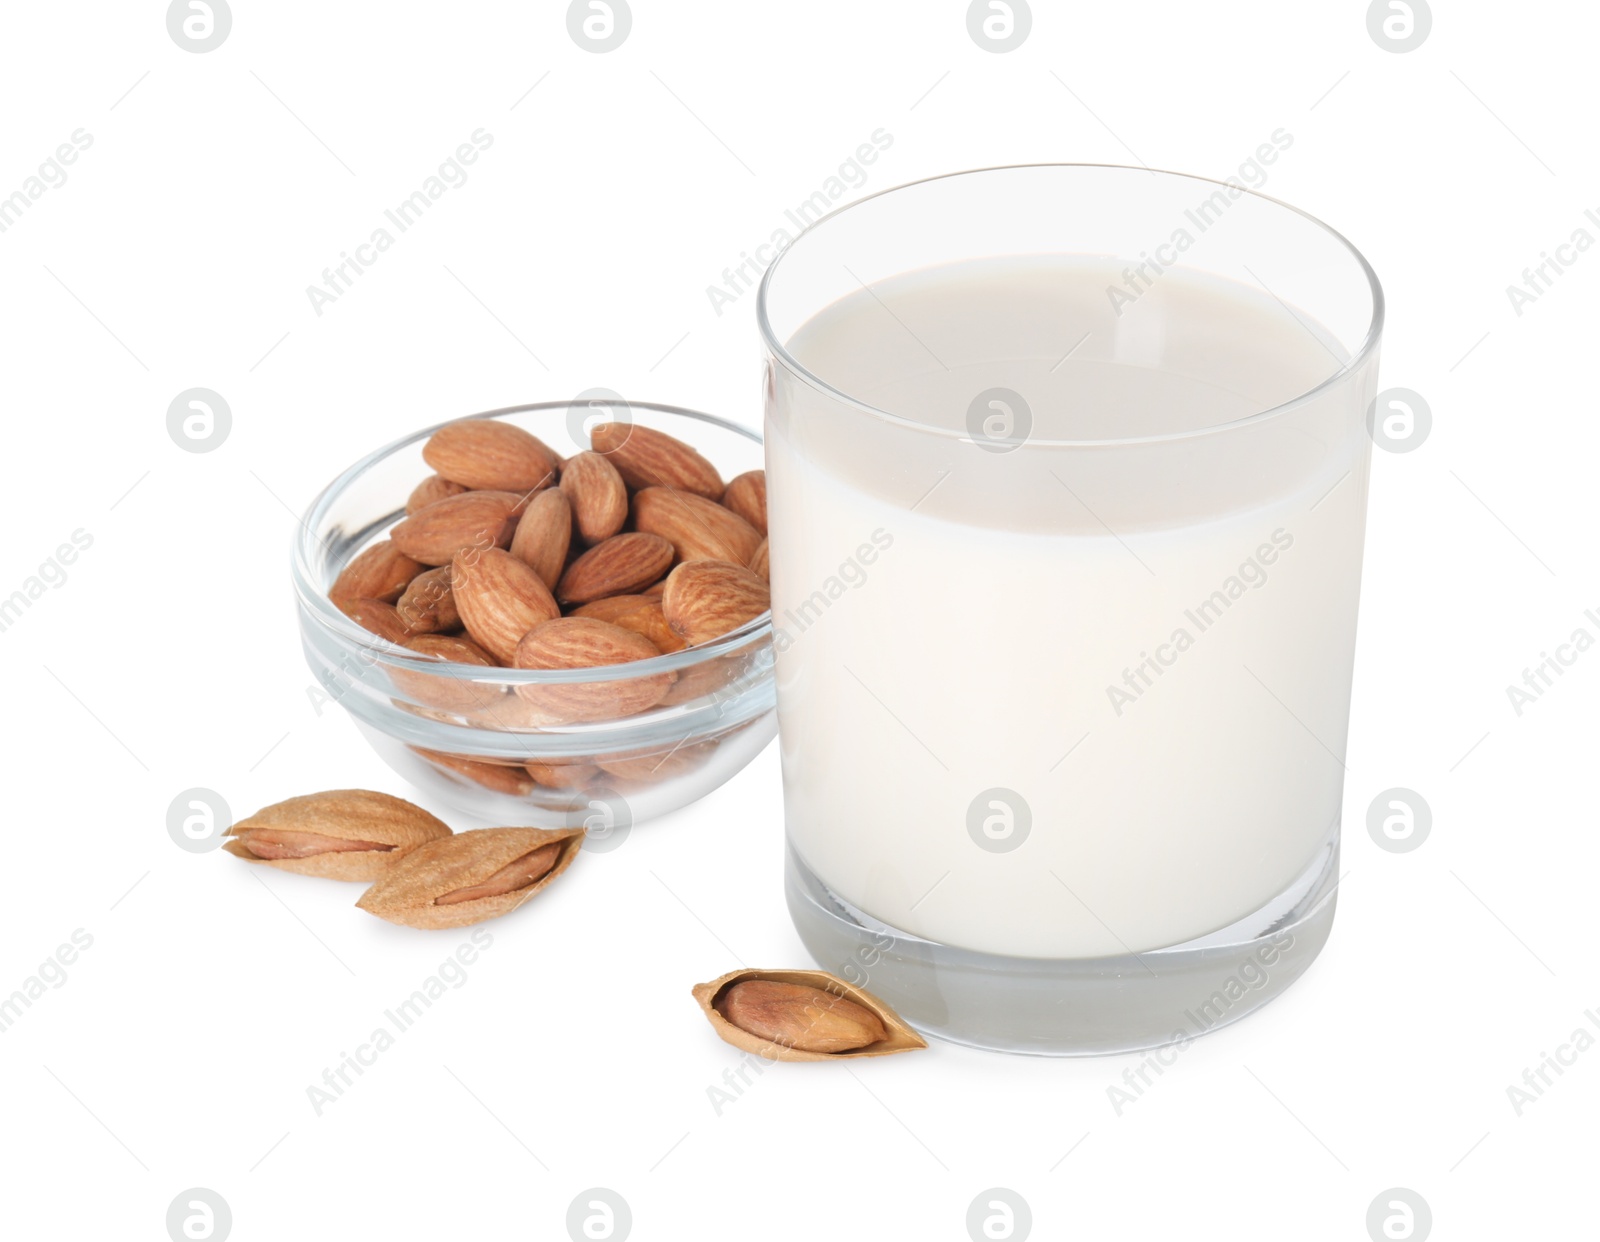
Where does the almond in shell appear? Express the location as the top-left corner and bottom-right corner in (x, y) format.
(357, 827), (584, 929)
(692, 969), (927, 1061)
(224, 790), (451, 881)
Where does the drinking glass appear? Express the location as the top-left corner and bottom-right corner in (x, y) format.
(757, 164), (1382, 1055)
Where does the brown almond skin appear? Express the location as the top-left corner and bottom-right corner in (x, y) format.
(557, 533), (675, 605)
(402, 632), (497, 664)
(572, 595), (685, 653)
(394, 633), (501, 712)
(595, 740), (715, 784)
(721, 470), (768, 536)
(525, 760), (602, 790)
(750, 539), (770, 581)
(561, 451), (629, 544)
(433, 842), (562, 905)
(395, 565), (459, 633)
(406, 474), (468, 515)
(590, 421), (723, 498)
(657, 655), (742, 706)
(391, 491), (526, 566)
(331, 540), (425, 605)
(223, 790), (451, 881)
(512, 617), (675, 722)
(632, 487), (763, 568)
(568, 593), (656, 624)
(718, 981), (888, 1054)
(412, 748), (538, 795)
(356, 827), (584, 929)
(661, 559), (771, 645)
(452, 548), (561, 663)
(235, 829), (390, 859)
(508, 487), (572, 590)
(422, 419), (560, 492)
(338, 598), (417, 645)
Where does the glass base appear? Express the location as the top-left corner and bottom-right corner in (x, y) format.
(785, 823), (1340, 1057)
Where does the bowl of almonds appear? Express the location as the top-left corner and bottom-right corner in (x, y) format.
(292, 401), (775, 828)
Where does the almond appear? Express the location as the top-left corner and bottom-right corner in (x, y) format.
(395, 565), (459, 633)
(632, 487), (763, 568)
(718, 980), (888, 1053)
(590, 421), (723, 498)
(224, 790), (451, 882)
(391, 491), (525, 566)
(721, 470), (768, 536)
(657, 653), (743, 706)
(524, 760), (602, 790)
(512, 617), (675, 722)
(422, 419), (560, 492)
(337, 597), (416, 645)
(750, 539), (770, 581)
(330, 540), (425, 605)
(661, 559), (771, 645)
(402, 632), (497, 665)
(508, 487), (572, 590)
(572, 594), (686, 653)
(556, 532), (675, 605)
(461, 688), (571, 731)
(412, 747), (538, 796)
(560, 451), (629, 544)
(394, 633), (501, 712)
(568, 593), (656, 625)
(595, 739), (715, 784)
(406, 474), (468, 515)
(452, 548), (561, 663)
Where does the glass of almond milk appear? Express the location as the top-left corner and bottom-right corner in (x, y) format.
(756, 165), (1383, 1055)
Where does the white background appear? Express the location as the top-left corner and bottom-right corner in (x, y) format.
(1, 1), (1594, 1238)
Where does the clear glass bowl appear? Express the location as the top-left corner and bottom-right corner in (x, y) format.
(291, 401), (775, 828)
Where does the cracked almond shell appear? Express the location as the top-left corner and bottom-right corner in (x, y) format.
(356, 826), (584, 929)
(223, 790), (452, 881)
(691, 968), (927, 1062)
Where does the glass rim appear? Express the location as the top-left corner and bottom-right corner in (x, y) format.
(755, 162), (1386, 450)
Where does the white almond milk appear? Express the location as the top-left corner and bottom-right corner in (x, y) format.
(767, 257), (1369, 959)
